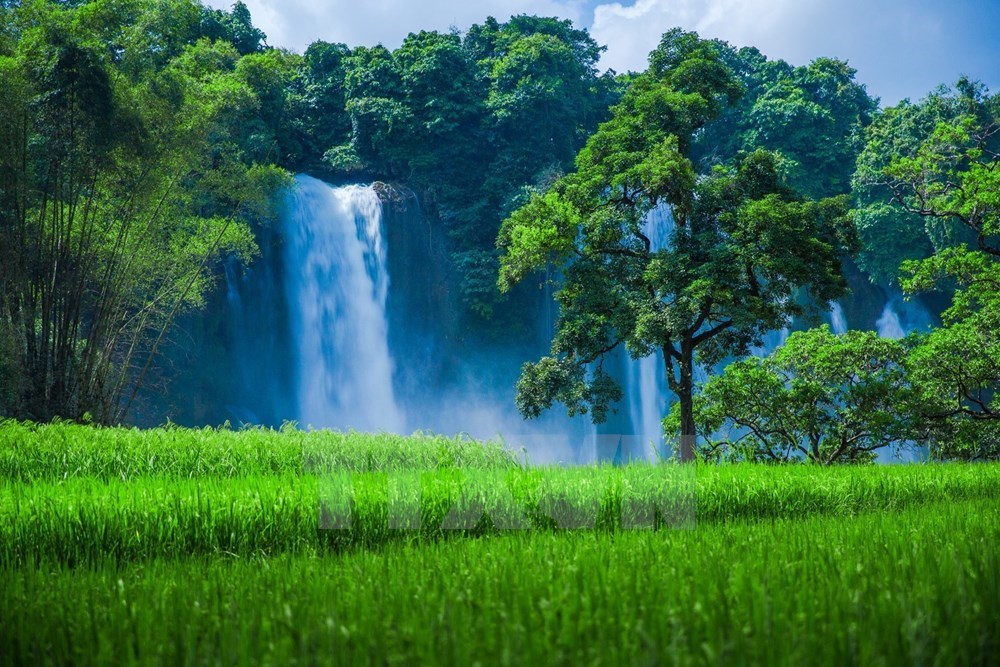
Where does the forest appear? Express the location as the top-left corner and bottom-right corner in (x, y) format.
(0, 0), (998, 463)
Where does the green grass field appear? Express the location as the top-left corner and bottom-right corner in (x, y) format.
(2, 421), (998, 665)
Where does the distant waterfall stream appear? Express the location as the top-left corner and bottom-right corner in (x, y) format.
(830, 302), (848, 335)
(284, 175), (405, 432)
(620, 204), (674, 460)
(876, 292), (933, 339)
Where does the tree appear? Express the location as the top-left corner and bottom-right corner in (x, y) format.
(675, 326), (924, 464)
(234, 48), (299, 163)
(692, 45), (786, 168)
(852, 84), (979, 285)
(497, 30), (856, 461)
(903, 250), (1000, 460)
(198, 1), (265, 56)
(477, 16), (609, 184)
(334, 44), (409, 175)
(857, 79), (1000, 459)
(746, 58), (876, 198)
(0, 1), (287, 423)
(282, 40), (351, 170)
(870, 79), (999, 260)
(695, 46), (876, 200)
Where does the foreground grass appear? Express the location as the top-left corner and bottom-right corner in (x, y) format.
(3, 498), (997, 666)
(4, 463), (1000, 565)
(3, 423), (998, 665)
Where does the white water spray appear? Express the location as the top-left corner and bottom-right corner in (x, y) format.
(876, 293), (932, 339)
(623, 204), (674, 458)
(875, 304), (906, 339)
(284, 175), (405, 432)
(830, 302), (848, 335)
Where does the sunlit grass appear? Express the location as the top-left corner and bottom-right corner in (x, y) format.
(3, 461), (998, 564)
(3, 422), (998, 665)
(3, 498), (997, 666)
(0, 420), (518, 482)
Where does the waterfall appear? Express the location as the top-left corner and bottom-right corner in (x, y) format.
(624, 352), (666, 459)
(752, 327), (790, 356)
(875, 304), (906, 339)
(830, 302), (848, 335)
(876, 293), (932, 339)
(619, 204), (674, 459)
(284, 175), (404, 432)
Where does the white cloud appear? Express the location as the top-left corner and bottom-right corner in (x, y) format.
(591, 0), (815, 75)
(204, 0), (999, 106)
(588, 0), (1000, 105)
(203, 0), (586, 52)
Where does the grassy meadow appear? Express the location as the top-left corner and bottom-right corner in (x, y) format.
(2, 421), (998, 665)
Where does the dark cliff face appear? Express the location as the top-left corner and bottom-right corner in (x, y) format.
(382, 189), (571, 434)
(382, 187), (458, 394)
(134, 221), (298, 429)
(840, 258), (891, 331)
(839, 257), (941, 334)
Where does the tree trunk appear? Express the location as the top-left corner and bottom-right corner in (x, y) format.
(664, 340), (697, 463)
(678, 340), (697, 463)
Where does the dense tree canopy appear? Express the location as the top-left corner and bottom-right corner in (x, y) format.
(696, 45), (877, 199)
(322, 16), (619, 327)
(852, 83), (985, 285)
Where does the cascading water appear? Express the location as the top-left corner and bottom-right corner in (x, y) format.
(621, 204), (674, 459)
(624, 353), (667, 459)
(876, 292), (932, 339)
(872, 291), (934, 462)
(284, 175), (404, 432)
(752, 327), (790, 356)
(829, 302), (848, 335)
(875, 305), (906, 339)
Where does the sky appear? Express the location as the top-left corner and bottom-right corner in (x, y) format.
(204, 0), (1000, 106)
